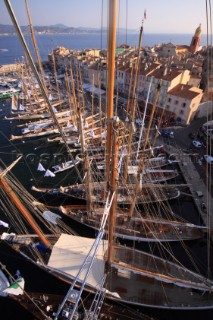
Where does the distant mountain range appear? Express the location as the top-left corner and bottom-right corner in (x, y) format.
(0, 24), (137, 35)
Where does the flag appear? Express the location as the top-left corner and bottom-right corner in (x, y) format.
(37, 162), (45, 171)
(44, 169), (56, 177)
(144, 9), (147, 20)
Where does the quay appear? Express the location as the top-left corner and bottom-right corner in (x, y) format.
(165, 143), (213, 233)
(0, 63), (22, 74)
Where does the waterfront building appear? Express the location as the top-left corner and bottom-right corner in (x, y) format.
(166, 84), (203, 124)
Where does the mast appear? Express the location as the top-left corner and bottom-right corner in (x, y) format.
(0, 175), (51, 248)
(25, 0), (47, 93)
(4, 0), (83, 185)
(105, 0), (117, 185)
(106, 0), (118, 264)
(52, 51), (61, 105)
(123, 20), (144, 183)
(128, 80), (162, 218)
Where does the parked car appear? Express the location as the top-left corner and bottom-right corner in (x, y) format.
(192, 140), (202, 148)
(160, 129), (174, 138)
(203, 155), (213, 164)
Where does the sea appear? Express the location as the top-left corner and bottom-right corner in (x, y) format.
(0, 33), (213, 320)
(0, 32), (209, 65)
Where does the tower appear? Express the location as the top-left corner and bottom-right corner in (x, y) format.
(189, 24), (202, 54)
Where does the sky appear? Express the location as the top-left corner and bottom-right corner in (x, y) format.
(0, 0), (209, 34)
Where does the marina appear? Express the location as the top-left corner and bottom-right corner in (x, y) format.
(0, 0), (212, 319)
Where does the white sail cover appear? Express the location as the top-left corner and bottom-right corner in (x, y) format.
(48, 234), (107, 289)
(44, 169), (56, 177)
(0, 220), (9, 228)
(37, 163), (46, 171)
(43, 211), (61, 225)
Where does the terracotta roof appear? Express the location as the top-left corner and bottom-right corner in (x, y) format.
(168, 84), (203, 99)
(150, 67), (182, 81)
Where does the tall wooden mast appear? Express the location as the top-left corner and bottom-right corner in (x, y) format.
(106, 0), (118, 264)
(0, 176), (51, 248)
(25, 0), (47, 93)
(123, 21), (144, 183)
(105, 0), (118, 185)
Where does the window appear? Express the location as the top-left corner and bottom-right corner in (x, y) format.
(166, 105), (170, 109)
(182, 102), (186, 108)
(168, 98), (171, 103)
(180, 110), (184, 115)
(175, 100), (179, 105)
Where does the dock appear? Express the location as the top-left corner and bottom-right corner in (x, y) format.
(165, 144), (213, 232)
(0, 64), (23, 74)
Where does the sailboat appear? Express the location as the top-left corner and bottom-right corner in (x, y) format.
(1, 0), (213, 317)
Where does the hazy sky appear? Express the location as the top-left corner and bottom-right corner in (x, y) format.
(0, 0), (209, 34)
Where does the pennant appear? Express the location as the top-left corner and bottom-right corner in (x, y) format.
(44, 169), (56, 177)
(37, 163), (45, 172)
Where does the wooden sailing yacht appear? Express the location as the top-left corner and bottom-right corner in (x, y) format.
(1, 0), (213, 316)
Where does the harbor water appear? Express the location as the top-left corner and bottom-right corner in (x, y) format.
(0, 93), (213, 320)
(0, 32), (209, 65)
(0, 31), (212, 320)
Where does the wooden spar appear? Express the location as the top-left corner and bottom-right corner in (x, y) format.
(64, 72), (74, 124)
(98, 73), (103, 145)
(91, 74), (94, 126)
(107, 120), (119, 263)
(106, 0), (118, 265)
(128, 80), (162, 218)
(16, 65), (34, 111)
(142, 80), (162, 153)
(69, 67), (77, 126)
(51, 51), (61, 105)
(123, 21), (144, 183)
(4, 0), (83, 184)
(25, 64), (39, 103)
(112, 259), (212, 291)
(25, 0), (47, 94)
(0, 157), (22, 178)
(77, 109), (93, 212)
(0, 176), (51, 248)
(106, 0), (118, 185)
